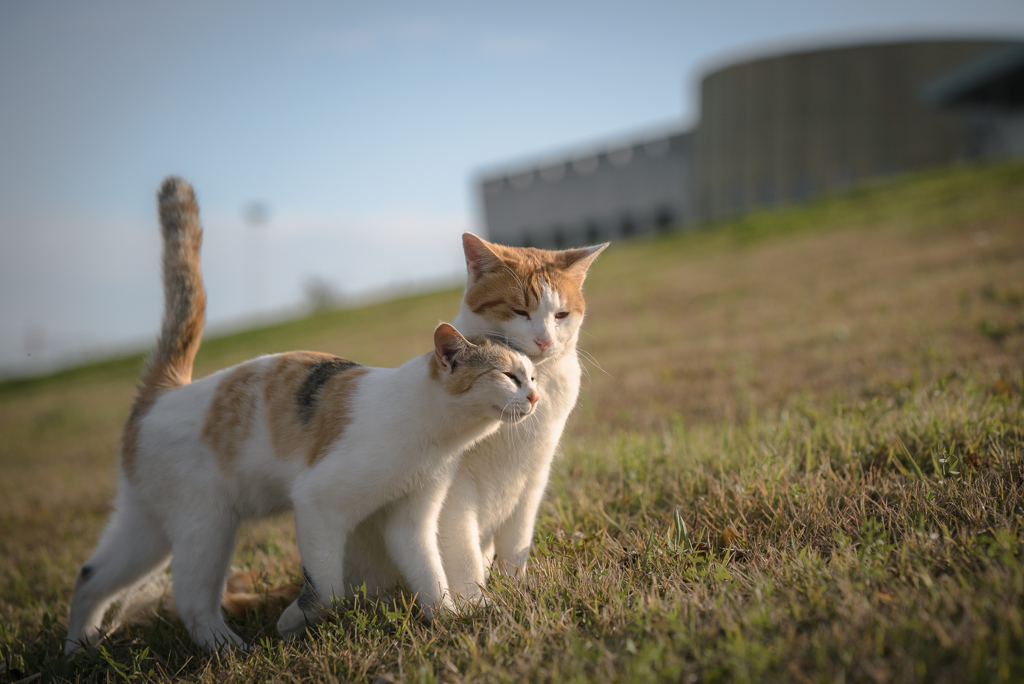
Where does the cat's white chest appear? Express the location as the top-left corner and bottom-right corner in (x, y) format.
(467, 352), (580, 530)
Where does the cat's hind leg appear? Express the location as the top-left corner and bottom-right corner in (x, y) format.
(168, 507), (245, 651)
(65, 487), (171, 654)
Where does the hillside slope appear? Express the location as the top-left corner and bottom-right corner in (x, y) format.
(2, 162), (1023, 683)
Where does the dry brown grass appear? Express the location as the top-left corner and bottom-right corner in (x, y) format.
(577, 174), (1023, 430)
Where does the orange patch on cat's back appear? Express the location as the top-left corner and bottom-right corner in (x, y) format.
(306, 365), (368, 464)
(262, 351), (366, 464)
(201, 362), (263, 472)
(120, 385), (162, 479)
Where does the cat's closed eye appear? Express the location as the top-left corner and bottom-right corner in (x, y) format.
(511, 307), (530, 318)
(503, 371), (522, 387)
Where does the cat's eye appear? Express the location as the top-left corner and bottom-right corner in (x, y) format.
(503, 371), (522, 388)
(511, 308), (529, 318)
(555, 311), (570, 319)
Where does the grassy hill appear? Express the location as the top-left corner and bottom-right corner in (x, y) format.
(2, 163), (1023, 682)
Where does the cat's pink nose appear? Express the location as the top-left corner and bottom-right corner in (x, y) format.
(534, 338), (550, 352)
(527, 391), (540, 408)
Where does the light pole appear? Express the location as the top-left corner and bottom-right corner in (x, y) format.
(243, 201), (270, 317)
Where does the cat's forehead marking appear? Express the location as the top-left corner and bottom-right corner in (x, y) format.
(465, 244), (586, 317)
(538, 265), (584, 315)
(538, 279), (564, 311)
(433, 337), (526, 395)
(202, 361), (262, 472)
(262, 351), (367, 465)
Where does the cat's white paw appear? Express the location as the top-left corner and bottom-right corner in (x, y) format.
(276, 601), (310, 641)
(419, 594), (457, 621)
(468, 592), (492, 609)
(210, 631), (248, 652)
(189, 621), (247, 652)
(451, 589), (491, 613)
(64, 631), (102, 656)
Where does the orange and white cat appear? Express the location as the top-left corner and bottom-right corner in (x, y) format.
(439, 236), (605, 596)
(344, 234), (607, 603)
(65, 178), (539, 652)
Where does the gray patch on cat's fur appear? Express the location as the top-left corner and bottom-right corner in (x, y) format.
(297, 357), (361, 423)
(297, 566), (318, 612)
(471, 332), (525, 354)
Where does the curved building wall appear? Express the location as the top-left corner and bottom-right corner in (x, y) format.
(693, 40), (1015, 220)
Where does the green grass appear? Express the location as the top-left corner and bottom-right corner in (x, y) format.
(2, 162), (1024, 682)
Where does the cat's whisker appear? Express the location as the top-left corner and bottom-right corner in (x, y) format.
(576, 347), (612, 380)
(502, 399), (525, 450)
(575, 360), (604, 386)
(576, 346), (601, 366)
(500, 399), (513, 424)
(500, 401), (520, 450)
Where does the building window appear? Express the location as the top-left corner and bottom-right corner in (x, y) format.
(655, 208), (675, 234)
(730, 182), (744, 211)
(540, 164), (566, 183)
(620, 216), (636, 238)
(795, 175), (813, 201)
(572, 156), (600, 175)
(608, 147), (634, 167)
(643, 139), (671, 157)
(509, 171), (535, 190)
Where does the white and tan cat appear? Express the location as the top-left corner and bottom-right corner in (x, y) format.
(439, 236), (606, 597)
(344, 234), (607, 602)
(65, 178), (539, 653)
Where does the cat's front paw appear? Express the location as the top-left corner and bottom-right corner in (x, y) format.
(468, 592), (492, 609)
(276, 601), (309, 641)
(420, 593), (460, 621)
(451, 589), (491, 613)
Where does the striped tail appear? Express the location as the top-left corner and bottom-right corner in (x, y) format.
(144, 176), (207, 391)
(122, 177), (207, 476)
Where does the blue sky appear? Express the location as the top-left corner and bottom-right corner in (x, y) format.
(1, 1), (1022, 376)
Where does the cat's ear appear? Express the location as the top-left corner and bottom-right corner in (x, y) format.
(434, 323), (470, 372)
(463, 233), (504, 283)
(560, 243), (609, 283)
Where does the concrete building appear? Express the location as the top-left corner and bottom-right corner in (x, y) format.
(694, 39), (1021, 221)
(478, 38), (1024, 248)
(479, 129), (693, 249)
(923, 42), (1024, 160)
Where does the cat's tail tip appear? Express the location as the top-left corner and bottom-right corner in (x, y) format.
(157, 176), (198, 231)
(158, 175), (194, 203)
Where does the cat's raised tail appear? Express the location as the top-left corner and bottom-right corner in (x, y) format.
(120, 177), (206, 478)
(145, 176), (207, 391)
